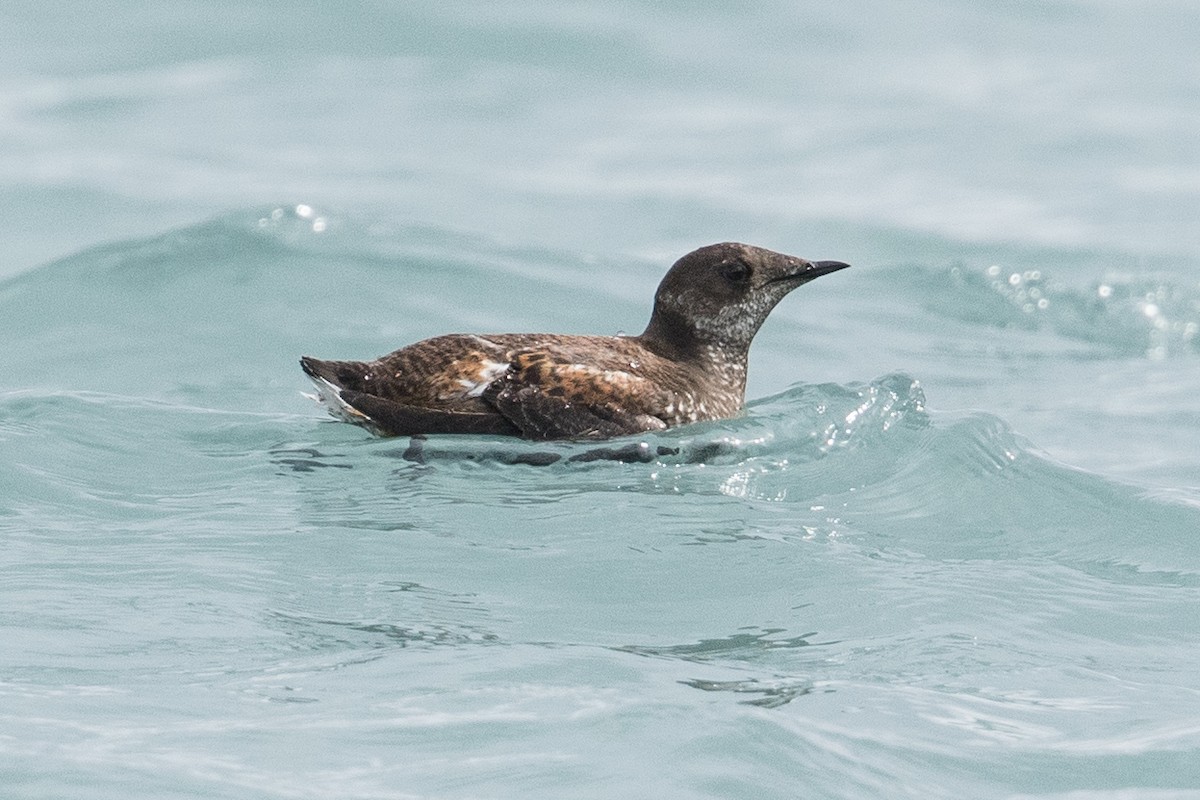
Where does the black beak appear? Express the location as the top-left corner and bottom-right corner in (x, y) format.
(767, 259), (851, 288)
(809, 260), (851, 277)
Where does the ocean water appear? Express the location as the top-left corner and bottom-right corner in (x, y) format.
(3, 2), (1200, 799)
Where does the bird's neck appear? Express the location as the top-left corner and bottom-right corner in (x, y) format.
(638, 307), (750, 392)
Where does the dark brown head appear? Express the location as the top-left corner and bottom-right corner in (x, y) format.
(639, 242), (849, 358)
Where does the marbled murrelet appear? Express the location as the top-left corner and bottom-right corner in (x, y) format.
(300, 242), (849, 440)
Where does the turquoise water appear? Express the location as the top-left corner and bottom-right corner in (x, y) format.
(3, 3), (1200, 799)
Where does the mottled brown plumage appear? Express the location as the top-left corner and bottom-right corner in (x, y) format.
(301, 242), (849, 440)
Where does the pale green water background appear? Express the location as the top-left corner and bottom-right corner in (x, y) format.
(3, 3), (1200, 799)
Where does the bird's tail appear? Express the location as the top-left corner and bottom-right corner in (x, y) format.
(299, 356), (371, 390)
(299, 356), (379, 428)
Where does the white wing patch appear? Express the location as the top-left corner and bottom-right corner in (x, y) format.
(456, 359), (511, 398)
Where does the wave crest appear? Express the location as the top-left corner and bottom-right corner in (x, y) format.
(933, 263), (1200, 359)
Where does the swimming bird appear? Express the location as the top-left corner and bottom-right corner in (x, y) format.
(301, 242), (849, 440)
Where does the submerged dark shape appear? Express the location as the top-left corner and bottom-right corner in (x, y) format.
(301, 242), (849, 440)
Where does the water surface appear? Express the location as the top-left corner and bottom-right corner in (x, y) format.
(3, 3), (1199, 798)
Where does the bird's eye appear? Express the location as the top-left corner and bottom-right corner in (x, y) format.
(719, 262), (750, 285)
